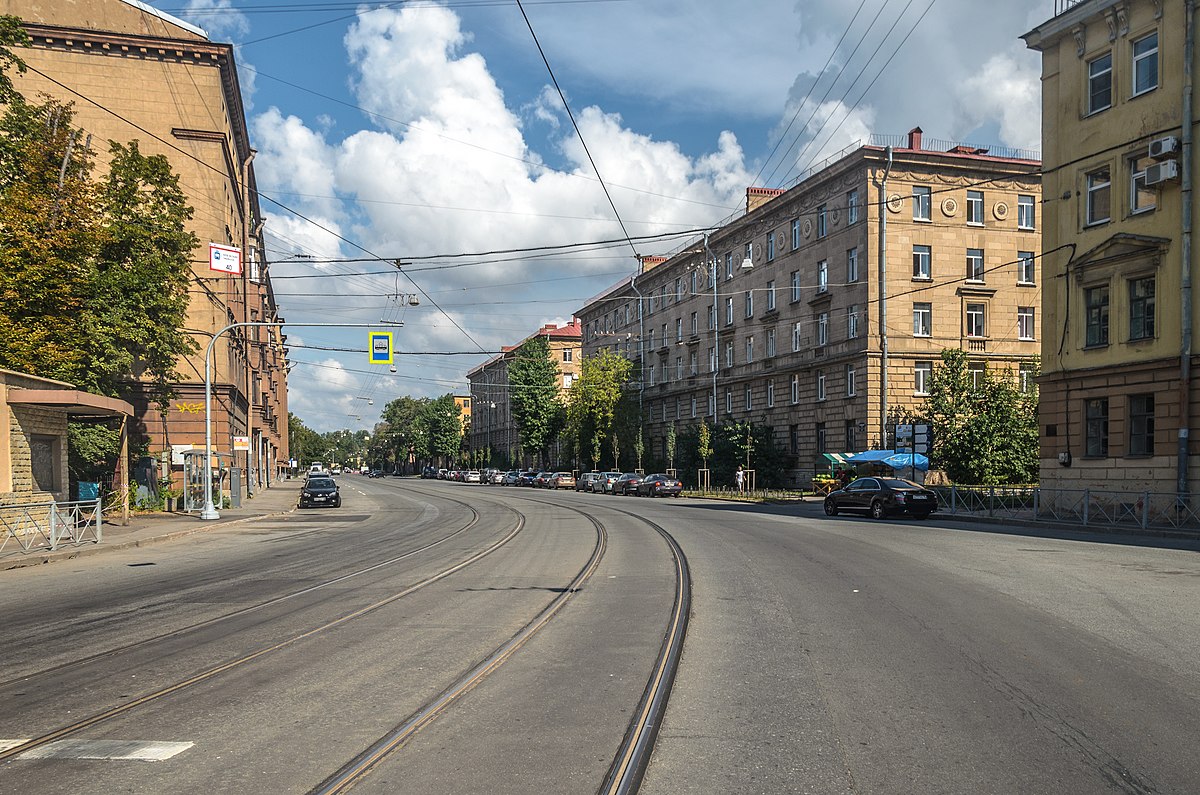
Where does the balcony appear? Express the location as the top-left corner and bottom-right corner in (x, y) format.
(968, 339), (988, 352)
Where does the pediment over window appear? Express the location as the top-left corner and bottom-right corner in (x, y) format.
(1071, 232), (1171, 277)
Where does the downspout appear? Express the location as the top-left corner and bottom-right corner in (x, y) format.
(704, 233), (718, 426)
(630, 268), (645, 432)
(242, 149), (256, 495)
(1180, 0), (1195, 504)
(874, 146), (894, 447)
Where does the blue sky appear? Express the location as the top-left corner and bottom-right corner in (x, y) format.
(154, 0), (1052, 433)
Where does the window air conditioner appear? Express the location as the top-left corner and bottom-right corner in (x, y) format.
(1144, 159), (1179, 186)
(1148, 136), (1180, 160)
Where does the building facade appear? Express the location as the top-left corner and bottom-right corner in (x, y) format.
(1, 0), (289, 494)
(1024, 0), (1191, 495)
(577, 131), (1042, 483)
(466, 321), (581, 468)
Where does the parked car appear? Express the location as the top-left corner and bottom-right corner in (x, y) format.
(368, 469), (384, 478)
(299, 477), (341, 508)
(637, 474), (683, 497)
(464, 470), (482, 484)
(612, 473), (643, 495)
(550, 472), (576, 490)
(501, 470), (521, 486)
(577, 472), (600, 492)
(517, 471), (538, 487)
(593, 472), (621, 493)
(823, 477), (938, 519)
(533, 472), (554, 488)
(484, 469), (504, 484)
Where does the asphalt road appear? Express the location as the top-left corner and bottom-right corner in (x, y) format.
(2, 478), (1198, 794)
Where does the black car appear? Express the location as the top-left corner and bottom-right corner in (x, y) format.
(300, 477), (341, 508)
(612, 473), (643, 495)
(636, 474), (683, 497)
(823, 477), (937, 519)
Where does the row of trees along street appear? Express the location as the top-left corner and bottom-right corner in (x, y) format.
(0, 20), (200, 493)
(346, 343), (1037, 489)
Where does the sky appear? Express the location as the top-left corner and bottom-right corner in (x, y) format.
(154, 0), (1053, 434)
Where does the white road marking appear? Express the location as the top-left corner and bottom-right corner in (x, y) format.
(14, 739), (194, 761)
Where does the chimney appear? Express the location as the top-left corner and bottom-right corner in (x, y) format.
(907, 126), (923, 150)
(639, 255), (669, 274)
(746, 187), (785, 214)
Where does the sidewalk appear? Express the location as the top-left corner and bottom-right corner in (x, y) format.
(1, 482), (301, 571)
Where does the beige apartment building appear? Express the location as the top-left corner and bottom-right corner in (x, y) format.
(466, 320), (581, 467)
(1024, 0), (1192, 496)
(1, 0), (289, 494)
(578, 130), (1042, 483)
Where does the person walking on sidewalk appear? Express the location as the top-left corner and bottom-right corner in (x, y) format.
(735, 465), (744, 494)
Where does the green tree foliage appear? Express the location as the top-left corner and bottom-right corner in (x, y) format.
(697, 421), (712, 470)
(0, 16), (29, 104)
(508, 336), (563, 466)
(665, 422), (677, 470)
(420, 394), (463, 463)
(374, 395), (429, 469)
(564, 349), (632, 470)
(923, 349), (1039, 484)
(288, 413), (324, 467)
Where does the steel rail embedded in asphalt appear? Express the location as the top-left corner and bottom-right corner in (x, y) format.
(0, 505), (526, 763)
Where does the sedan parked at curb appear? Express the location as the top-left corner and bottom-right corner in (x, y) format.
(593, 472), (621, 493)
(823, 477), (938, 519)
(299, 477), (341, 508)
(612, 473), (643, 495)
(550, 472), (576, 490)
(636, 474), (683, 497)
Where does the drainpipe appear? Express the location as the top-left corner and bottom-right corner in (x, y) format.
(704, 233), (719, 426)
(242, 149), (256, 495)
(1180, 0), (1195, 504)
(630, 268), (645, 429)
(874, 146), (894, 447)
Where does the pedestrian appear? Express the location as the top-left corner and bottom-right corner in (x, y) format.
(735, 464), (744, 494)
(839, 467), (853, 488)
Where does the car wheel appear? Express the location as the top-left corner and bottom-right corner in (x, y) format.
(870, 500), (887, 520)
(823, 498), (838, 516)
(333, 499), (341, 508)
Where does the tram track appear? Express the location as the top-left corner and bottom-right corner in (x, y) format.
(0, 497), (527, 763)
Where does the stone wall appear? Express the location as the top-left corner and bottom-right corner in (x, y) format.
(7, 405), (68, 502)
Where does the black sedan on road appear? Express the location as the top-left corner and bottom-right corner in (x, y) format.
(612, 473), (643, 495)
(823, 477), (937, 519)
(299, 477), (341, 509)
(636, 474), (683, 497)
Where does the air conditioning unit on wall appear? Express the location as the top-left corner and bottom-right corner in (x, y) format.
(1149, 136), (1180, 160)
(1144, 159), (1179, 186)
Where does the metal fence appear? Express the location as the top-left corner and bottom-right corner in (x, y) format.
(930, 486), (1200, 534)
(0, 499), (103, 556)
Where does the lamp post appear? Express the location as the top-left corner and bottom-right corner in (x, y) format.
(201, 321), (402, 520)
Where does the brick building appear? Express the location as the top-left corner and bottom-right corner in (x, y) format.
(1, 0), (289, 495)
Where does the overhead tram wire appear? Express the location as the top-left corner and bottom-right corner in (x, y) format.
(515, 0), (640, 260)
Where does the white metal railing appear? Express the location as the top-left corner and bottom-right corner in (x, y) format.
(0, 499), (103, 555)
(932, 486), (1200, 533)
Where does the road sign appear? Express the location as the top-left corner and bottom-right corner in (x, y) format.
(369, 331), (394, 365)
(208, 243), (242, 275)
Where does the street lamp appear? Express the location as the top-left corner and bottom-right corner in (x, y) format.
(201, 321), (402, 520)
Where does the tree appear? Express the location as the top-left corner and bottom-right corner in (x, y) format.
(565, 348), (632, 471)
(665, 423), (677, 470)
(0, 16), (28, 104)
(289, 414), (324, 468)
(420, 394), (462, 464)
(376, 395), (429, 470)
(508, 336), (563, 466)
(697, 420), (712, 471)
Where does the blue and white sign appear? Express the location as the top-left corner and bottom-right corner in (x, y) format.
(208, 243), (243, 275)
(369, 331), (393, 365)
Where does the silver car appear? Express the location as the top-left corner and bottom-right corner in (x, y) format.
(594, 472), (622, 493)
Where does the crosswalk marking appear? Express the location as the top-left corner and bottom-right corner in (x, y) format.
(2, 739), (193, 761)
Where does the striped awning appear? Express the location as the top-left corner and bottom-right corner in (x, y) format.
(821, 453), (855, 464)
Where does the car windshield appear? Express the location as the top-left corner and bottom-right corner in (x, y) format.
(308, 479), (334, 489)
(881, 478), (922, 489)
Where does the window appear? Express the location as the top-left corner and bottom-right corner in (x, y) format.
(726, 389), (733, 414)
(709, 346), (716, 372)
(766, 280), (776, 311)
(709, 303), (716, 330)
(846, 365), (857, 397)
(1085, 398), (1109, 457)
(647, 328), (655, 350)
(1017, 195), (1036, 230)
(817, 204), (827, 237)
(847, 305), (860, 339)
(661, 360), (668, 382)
(1129, 394), (1155, 455)
(966, 248), (985, 282)
(676, 357), (684, 380)
(968, 362), (985, 389)
(767, 232), (776, 262)
(847, 247), (858, 283)
(766, 328), (777, 357)
(1019, 363), (1035, 394)
(913, 245), (931, 279)
(709, 393), (716, 417)
(724, 341), (734, 368)
(1018, 306), (1035, 340)
(725, 252), (733, 280)
(767, 381), (775, 408)
(847, 189), (859, 224)
(817, 371), (826, 401)
(745, 290), (754, 318)
(1087, 166), (1111, 225)
(816, 422), (827, 453)
(915, 361), (932, 395)
(745, 242), (754, 268)
(1130, 155), (1157, 214)
(725, 297), (734, 325)
(966, 190), (984, 225)
(1132, 32), (1159, 96)
(691, 270), (699, 295)
(792, 218), (801, 250)
(675, 277), (683, 301)
(966, 303), (986, 337)
(661, 323), (667, 345)
(690, 311), (698, 336)
(563, 349), (573, 362)
(1086, 285), (1110, 346)
(845, 420), (858, 452)
(676, 318), (683, 342)
(791, 270), (801, 302)
(745, 386), (753, 411)
(691, 396), (698, 419)
(913, 303), (932, 337)
(817, 260), (828, 292)
(1088, 52), (1113, 114)
(1129, 276), (1155, 340)
(792, 322), (803, 352)
(746, 336), (755, 363)
(791, 374), (799, 404)
(1018, 251), (1036, 285)
(913, 186), (931, 220)
(817, 312), (829, 346)
(689, 351), (698, 376)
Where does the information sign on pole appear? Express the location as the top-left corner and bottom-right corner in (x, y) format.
(208, 243), (243, 275)
(369, 331), (394, 365)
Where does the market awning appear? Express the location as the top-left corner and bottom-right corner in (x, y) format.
(821, 453), (855, 465)
(6, 388), (133, 417)
(848, 449), (929, 471)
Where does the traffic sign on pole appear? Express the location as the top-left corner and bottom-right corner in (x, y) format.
(369, 332), (393, 364)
